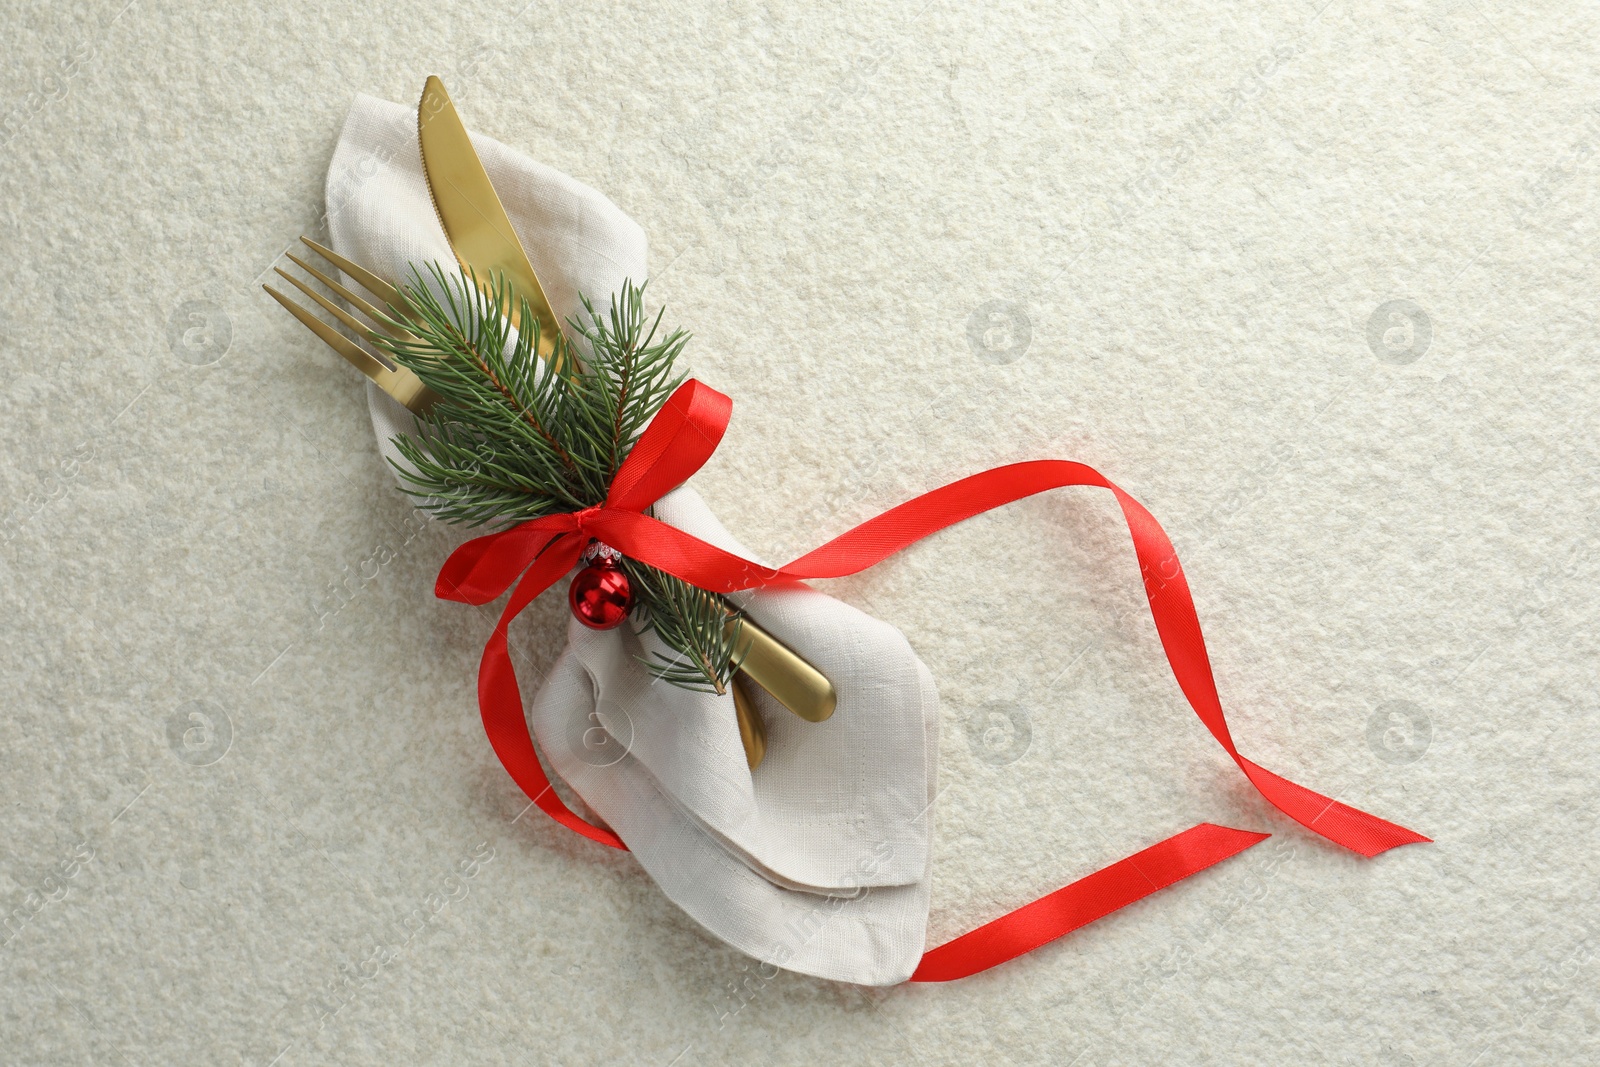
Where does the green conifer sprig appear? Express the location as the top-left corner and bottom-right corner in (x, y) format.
(368, 265), (743, 693)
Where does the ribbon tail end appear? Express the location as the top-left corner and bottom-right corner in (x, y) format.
(1348, 827), (1432, 859)
(908, 822), (1270, 983)
(1301, 798), (1432, 858)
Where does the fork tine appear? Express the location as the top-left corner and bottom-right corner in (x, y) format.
(266, 241), (439, 414)
(263, 284), (391, 380)
(273, 267), (397, 370)
(265, 283), (437, 413)
(299, 236), (406, 310)
(285, 252), (413, 341)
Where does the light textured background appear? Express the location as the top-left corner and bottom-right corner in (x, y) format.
(1, 0), (1595, 1062)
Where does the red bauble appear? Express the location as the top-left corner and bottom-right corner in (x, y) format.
(568, 562), (633, 630)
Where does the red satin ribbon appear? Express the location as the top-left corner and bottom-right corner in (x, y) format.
(910, 823), (1270, 981)
(436, 380), (1427, 979)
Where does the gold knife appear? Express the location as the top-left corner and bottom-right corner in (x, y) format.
(415, 76), (836, 729)
(417, 76), (565, 369)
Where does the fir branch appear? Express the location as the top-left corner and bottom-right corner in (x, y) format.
(370, 265), (738, 692)
(622, 555), (743, 694)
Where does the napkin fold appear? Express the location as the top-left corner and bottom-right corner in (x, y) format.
(324, 93), (940, 984)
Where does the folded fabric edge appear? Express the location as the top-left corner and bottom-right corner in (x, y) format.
(532, 648), (934, 985)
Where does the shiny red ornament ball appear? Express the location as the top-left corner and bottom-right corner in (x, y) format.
(568, 562), (633, 630)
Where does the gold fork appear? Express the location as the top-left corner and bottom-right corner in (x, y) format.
(263, 237), (438, 413)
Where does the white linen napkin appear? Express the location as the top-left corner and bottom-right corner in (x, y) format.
(323, 93), (939, 984)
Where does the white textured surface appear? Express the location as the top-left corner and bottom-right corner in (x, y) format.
(1, 0), (1595, 1062)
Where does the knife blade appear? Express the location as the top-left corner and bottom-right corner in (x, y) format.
(417, 75), (565, 368)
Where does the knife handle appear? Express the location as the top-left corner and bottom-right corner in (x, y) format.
(727, 618), (837, 723)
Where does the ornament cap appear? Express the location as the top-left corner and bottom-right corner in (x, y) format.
(581, 539), (624, 567)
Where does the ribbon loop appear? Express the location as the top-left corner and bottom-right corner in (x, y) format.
(436, 516), (575, 604)
(605, 380), (732, 513)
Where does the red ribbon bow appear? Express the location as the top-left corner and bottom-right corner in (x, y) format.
(437, 379), (1427, 981)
